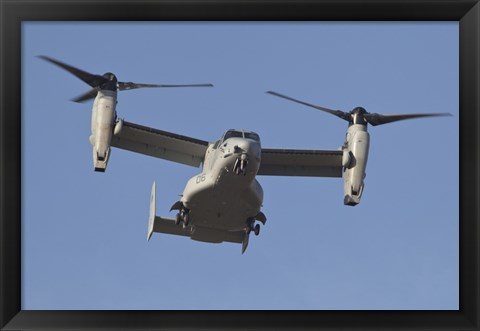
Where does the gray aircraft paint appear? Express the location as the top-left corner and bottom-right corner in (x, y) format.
(90, 89), (117, 171)
(39, 55), (451, 253)
(342, 123), (370, 206)
(181, 135), (263, 230)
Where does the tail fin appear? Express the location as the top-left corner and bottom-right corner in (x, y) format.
(147, 181), (156, 241)
(242, 232), (249, 254)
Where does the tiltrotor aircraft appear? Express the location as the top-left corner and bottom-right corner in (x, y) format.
(40, 56), (451, 253)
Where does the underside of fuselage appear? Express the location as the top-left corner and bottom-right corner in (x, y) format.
(182, 170), (263, 232)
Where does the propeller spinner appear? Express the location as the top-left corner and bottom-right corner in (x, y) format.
(266, 91), (452, 126)
(38, 55), (213, 103)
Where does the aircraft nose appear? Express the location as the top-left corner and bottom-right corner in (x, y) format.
(234, 140), (252, 153)
(230, 139), (261, 176)
(234, 140), (260, 160)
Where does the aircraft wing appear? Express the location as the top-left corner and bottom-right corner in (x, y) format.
(258, 148), (343, 177)
(111, 120), (209, 167)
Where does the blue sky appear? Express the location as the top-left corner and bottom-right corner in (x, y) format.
(22, 22), (458, 310)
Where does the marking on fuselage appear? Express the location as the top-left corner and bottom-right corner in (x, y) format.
(196, 174), (206, 184)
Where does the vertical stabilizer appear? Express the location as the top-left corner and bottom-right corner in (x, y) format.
(147, 181), (156, 240)
(242, 233), (249, 254)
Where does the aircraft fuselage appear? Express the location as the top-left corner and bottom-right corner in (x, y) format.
(178, 131), (264, 233)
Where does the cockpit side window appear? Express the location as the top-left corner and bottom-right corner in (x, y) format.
(212, 139), (221, 149)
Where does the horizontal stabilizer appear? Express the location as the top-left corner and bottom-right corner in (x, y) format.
(152, 216), (193, 237)
(147, 181), (247, 251)
(190, 227), (244, 244)
(150, 218), (244, 244)
(147, 181), (193, 239)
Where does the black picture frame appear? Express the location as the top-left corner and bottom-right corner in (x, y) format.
(1, 0), (478, 330)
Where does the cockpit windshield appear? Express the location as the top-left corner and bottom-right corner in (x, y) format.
(223, 130), (243, 140)
(222, 130), (260, 142)
(244, 132), (260, 142)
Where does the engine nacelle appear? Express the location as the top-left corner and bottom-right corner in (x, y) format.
(90, 90), (117, 172)
(343, 124), (370, 206)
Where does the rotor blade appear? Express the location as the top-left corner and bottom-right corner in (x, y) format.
(364, 112), (452, 126)
(71, 88), (99, 103)
(118, 82), (213, 91)
(38, 55), (108, 88)
(266, 91), (351, 122)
